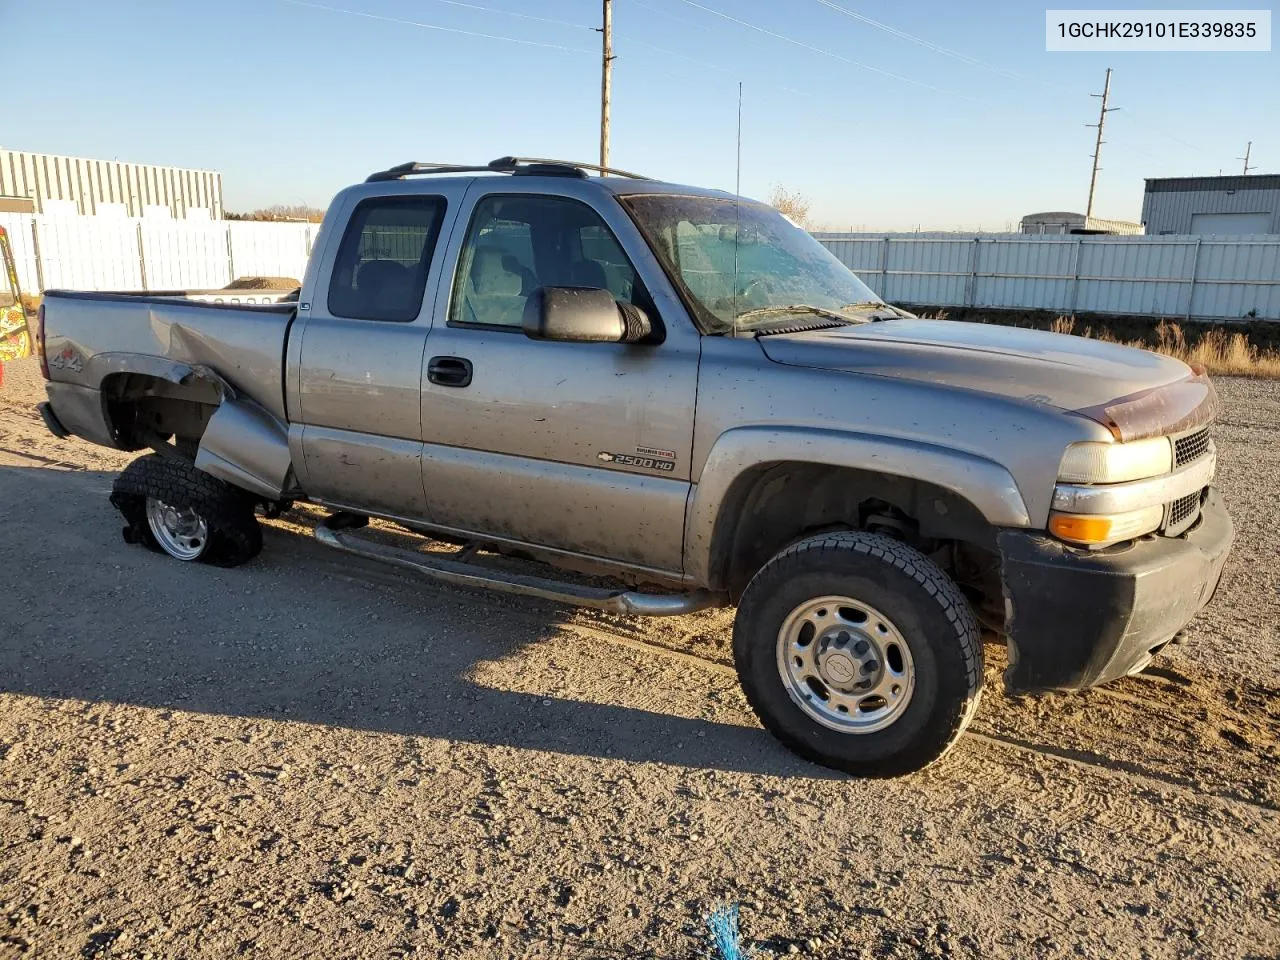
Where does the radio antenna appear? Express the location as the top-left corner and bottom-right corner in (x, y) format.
(733, 81), (743, 337)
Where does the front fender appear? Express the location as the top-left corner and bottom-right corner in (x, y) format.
(683, 426), (1032, 585)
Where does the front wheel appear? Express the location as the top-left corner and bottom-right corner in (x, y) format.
(733, 531), (982, 777)
(110, 454), (263, 568)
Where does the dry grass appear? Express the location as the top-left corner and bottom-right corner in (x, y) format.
(1047, 315), (1280, 377)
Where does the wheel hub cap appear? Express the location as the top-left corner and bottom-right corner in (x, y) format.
(145, 497), (209, 561)
(776, 595), (916, 734)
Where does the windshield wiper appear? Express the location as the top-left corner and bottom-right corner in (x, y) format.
(842, 301), (910, 320)
(735, 304), (864, 326)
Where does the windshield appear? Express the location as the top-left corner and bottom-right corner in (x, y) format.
(620, 193), (882, 334)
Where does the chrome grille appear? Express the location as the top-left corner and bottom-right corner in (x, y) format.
(1174, 428), (1210, 467)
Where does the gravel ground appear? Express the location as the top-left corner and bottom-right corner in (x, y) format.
(1, 358), (1278, 959)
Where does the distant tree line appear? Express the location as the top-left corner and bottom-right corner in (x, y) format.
(225, 204), (325, 223)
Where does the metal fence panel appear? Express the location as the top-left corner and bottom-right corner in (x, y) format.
(8, 217), (1280, 321)
(816, 233), (1280, 321)
(228, 221), (313, 282)
(141, 221), (230, 289)
(37, 215), (142, 291)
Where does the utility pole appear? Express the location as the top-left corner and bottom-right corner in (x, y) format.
(1085, 67), (1116, 219)
(599, 0), (613, 174)
(1238, 141), (1256, 175)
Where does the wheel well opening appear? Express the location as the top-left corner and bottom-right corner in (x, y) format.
(101, 373), (221, 453)
(710, 462), (1003, 611)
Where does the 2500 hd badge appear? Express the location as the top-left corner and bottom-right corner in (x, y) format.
(597, 450), (676, 472)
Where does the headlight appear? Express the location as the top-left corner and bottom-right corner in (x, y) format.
(1057, 437), (1173, 484)
(1048, 504), (1164, 547)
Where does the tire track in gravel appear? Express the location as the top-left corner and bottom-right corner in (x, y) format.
(288, 524), (1280, 832)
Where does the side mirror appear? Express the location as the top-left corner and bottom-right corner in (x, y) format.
(522, 287), (654, 344)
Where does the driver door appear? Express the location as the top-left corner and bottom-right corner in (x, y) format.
(419, 185), (700, 576)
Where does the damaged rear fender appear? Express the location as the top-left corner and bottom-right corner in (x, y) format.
(193, 390), (297, 501)
(99, 357), (297, 502)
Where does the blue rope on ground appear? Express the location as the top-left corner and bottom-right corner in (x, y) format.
(706, 903), (745, 960)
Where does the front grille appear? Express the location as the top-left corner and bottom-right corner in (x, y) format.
(1164, 491), (1203, 537)
(1169, 492), (1200, 527)
(1174, 428), (1210, 467)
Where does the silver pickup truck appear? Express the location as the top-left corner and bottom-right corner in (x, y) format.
(35, 156), (1232, 777)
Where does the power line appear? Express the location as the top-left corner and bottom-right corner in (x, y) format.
(808, 0), (1233, 169)
(277, 0), (595, 52)
(620, 34), (820, 105)
(669, 0), (970, 98)
(810, 0), (1026, 80)
(424, 0), (594, 30)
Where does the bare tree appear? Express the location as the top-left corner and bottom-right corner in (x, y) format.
(768, 185), (812, 229)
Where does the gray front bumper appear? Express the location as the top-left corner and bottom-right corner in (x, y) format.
(997, 488), (1233, 693)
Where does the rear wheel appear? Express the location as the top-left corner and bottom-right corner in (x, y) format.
(110, 454), (262, 568)
(733, 531), (982, 777)
(145, 497), (210, 560)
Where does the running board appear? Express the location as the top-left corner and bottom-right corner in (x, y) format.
(313, 521), (725, 616)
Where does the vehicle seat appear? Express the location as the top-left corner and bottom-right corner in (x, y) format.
(569, 258), (607, 290)
(466, 246), (525, 326)
(502, 253), (537, 296)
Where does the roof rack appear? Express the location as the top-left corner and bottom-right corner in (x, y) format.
(365, 155), (652, 183)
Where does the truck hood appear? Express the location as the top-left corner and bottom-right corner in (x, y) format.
(757, 318), (1192, 414)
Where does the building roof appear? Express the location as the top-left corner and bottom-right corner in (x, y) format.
(1021, 211), (1086, 222)
(1145, 174), (1280, 193)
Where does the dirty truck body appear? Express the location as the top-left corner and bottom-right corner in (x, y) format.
(37, 157), (1232, 776)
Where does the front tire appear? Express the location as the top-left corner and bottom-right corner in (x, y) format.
(110, 454), (262, 568)
(733, 532), (982, 777)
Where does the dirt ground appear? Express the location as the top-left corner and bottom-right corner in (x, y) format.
(1, 357), (1278, 959)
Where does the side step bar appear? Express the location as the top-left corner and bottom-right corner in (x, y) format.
(313, 520), (726, 617)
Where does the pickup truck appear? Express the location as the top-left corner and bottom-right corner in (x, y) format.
(34, 156), (1233, 777)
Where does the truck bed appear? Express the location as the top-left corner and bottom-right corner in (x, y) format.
(40, 290), (296, 429)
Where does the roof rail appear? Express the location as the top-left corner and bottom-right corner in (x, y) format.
(365, 156), (652, 183)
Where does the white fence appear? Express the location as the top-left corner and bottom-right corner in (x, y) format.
(0, 213), (319, 295)
(5, 213), (1279, 322)
(815, 233), (1280, 321)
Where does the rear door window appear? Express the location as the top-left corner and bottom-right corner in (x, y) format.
(328, 196), (447, 322)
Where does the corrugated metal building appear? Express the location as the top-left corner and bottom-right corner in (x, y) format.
(1142, 174), (1280, 235)
(1020, 211), (1144, 235)
(0, 149), (223, 219)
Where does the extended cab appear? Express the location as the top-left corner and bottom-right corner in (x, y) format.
(35, 156), (1232, 776)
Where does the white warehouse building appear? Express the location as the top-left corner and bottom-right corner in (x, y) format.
(1142, 174), (1280, 235)
(0, 148), (223, 219)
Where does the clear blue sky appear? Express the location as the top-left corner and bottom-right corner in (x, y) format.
(4, 0), (1276, 229)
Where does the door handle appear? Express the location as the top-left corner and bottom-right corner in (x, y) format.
(427, 356), (473, 388)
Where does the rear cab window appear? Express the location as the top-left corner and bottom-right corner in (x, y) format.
(328, 196), (447, 322)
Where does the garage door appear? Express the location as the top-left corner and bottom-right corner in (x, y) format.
(1189, 212), (1273, 234)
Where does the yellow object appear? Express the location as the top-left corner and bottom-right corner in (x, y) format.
(0, 225), (32, 362)
(1049, 504), (1164, 547)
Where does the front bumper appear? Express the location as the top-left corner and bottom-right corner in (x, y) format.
(997, 488), (1232, 693)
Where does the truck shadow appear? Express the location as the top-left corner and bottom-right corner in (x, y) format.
(1, 465), (835, 780)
